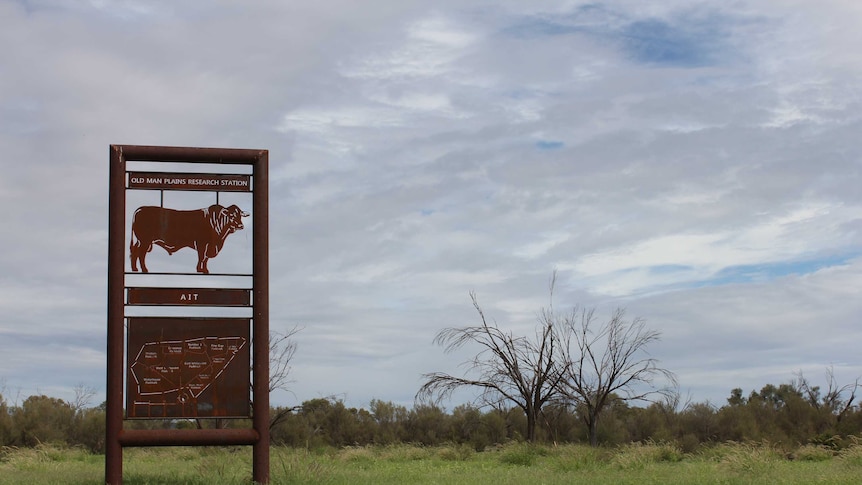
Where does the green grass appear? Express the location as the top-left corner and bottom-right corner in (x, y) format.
(2, 441), (862, 484)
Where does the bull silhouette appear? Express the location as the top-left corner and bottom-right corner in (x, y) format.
(130, 204), (249, 274)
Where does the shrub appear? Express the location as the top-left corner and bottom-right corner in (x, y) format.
(716, 441), (783, 474)
(552, 444), (608, 471)
(613, 440), (683, 470)
(792, 444), (834, 462)
(436, 443), (474, 461)
(837, 437), (862, 467)
(377, 443), (431, 461)
(498, 443), (542, 466)
(339, 446), (375, 463)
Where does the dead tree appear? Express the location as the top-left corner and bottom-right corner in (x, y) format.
(268, 326), (302, 429)
(418, 290), (561, 442)
(554, 307), (676, 446)
(795, 366), (860, 429)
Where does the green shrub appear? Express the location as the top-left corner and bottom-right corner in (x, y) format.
(716, 441), (783, 475)
(271, 448), (335, 484)
(436, 443), (475, 461)
(792, 444), (834, 462)
(551, 444), (608, 471)
(339, 446), (375, 463)
(498, 443), (540, 466)
(377, 443), (431, 461)
(613, 441), (683, 470)
(837, 439), (862, 467)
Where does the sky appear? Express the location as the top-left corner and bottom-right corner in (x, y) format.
(1, 0), (861, 412)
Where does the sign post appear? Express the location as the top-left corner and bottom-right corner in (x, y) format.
(107, 145), (269, 484)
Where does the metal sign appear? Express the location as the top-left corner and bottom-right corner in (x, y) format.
(127, 288), (251, 306)
(128, 172), (251, 191)
(126, 318), (250, 419)
(129, 204), (250, 274)
(106, 145), (270, 484)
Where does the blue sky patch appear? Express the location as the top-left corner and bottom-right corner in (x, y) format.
(704, 254), (856, 287)
(535, 140), (564, 150)
(619, 256), (856, 296)
(502, 5), (735, 68)
(622, 17), (725, 67)
(501, 4), (615, 39)
(648, 264), (695, 275)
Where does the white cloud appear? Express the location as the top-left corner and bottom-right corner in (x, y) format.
(340, 13), (480, 81)
(1, 0), (861, 411)
(566, 202), (858, 296)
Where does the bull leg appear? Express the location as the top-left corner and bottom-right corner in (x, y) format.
(196, 246), (209, 274)
(130, 241), (138, 272)
(139, 243), (151, 273)
(130, 240), (148, 272)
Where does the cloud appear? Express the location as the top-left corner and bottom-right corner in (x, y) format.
(565, 202), (859, 296)
(1, 0), (861, 412)
(629, 256), (862, 403)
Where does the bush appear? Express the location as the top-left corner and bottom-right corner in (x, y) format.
(551, 444), (608, 471)
(792, 444), (834, 462)
(70, 408), (106, 453)
(378, 443), (431, 461)
(716, 441), (783, 475)
(339, 446), (375, 463)
(837, 437), (862, 467)
(12, 395), (75, 447)
(613, 440), (683, 470)
(436, 443), (474, 461)
(497, 442), (546, 466)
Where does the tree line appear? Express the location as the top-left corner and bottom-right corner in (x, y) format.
(2, 372), (861, 454)
(270, 372), (862, 451)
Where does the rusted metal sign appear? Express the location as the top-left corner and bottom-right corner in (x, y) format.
(126, 318), (250, 419)
(107, 145), (270, 484)
(130, 204), (250, 274)
(128, 172), (251, 191)
(127, 288), (251, 306)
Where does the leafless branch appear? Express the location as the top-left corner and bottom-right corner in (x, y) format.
(418, 288), (561, 441)
(554, 307), (676, 446)
(71, 383), (97, 413)
(270, 326), (302, 393)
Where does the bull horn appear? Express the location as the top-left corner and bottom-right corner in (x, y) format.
(241, 211), (250, 217)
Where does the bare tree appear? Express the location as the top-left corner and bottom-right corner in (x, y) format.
(268, 326), (303, 429)
(71, 383), (97, 414)
(269, 326), (302, 393)
(554, 307), (676, 446)
(417, 290), (561, 442)
(795, 366), (860, 425)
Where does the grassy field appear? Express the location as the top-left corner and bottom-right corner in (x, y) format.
(2, 441), (862, 484)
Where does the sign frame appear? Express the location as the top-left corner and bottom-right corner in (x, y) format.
(106, 145), (269, 484)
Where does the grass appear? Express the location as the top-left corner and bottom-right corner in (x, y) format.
(2, 441), (862, 484)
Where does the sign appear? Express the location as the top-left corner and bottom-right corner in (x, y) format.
(127, 288), (251, 306)
(129, 204), (250, 274)
(126, 318), (250, 419)
(128, 172), (251, 191)
(107, 145), (270, 484)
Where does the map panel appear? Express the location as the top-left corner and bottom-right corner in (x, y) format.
(126, 317), (250, 419)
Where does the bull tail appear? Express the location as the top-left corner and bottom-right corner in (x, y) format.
(129, 226), (139, 272)
(129, 217), (149, 273)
